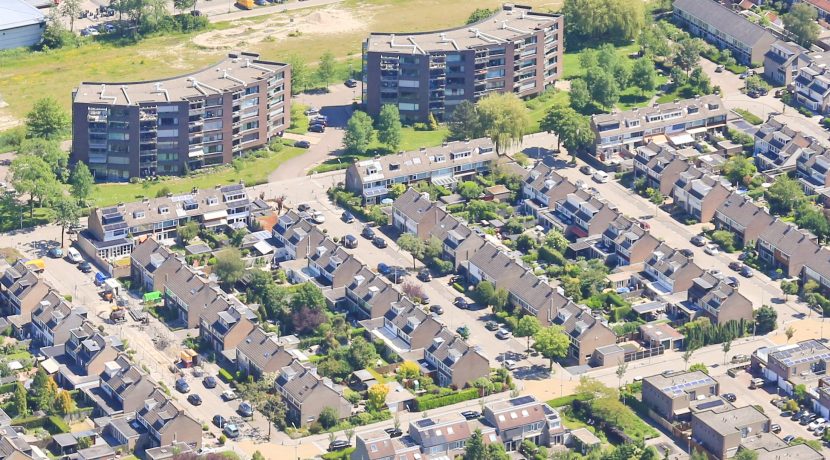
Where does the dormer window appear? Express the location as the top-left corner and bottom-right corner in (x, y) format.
(207, 196), (218, 205)
(133, 211), (145, 219)
(158, 206), (169, 214)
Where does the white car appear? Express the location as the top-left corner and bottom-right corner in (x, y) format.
(312, 212), (326, 224)
(67, 248), (83, 264)
(221, 390), (237, 401)
(592, 171), (610, 183)
(809, 418), (826, 431)
(704, 244), (719, 256)
(503, 359), (519, 370)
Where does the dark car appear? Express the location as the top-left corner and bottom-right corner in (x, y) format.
(238, 401), (254, 418)
(342, 211), (355, 223)
(387, 267), (407, 283)
(691, 235), (706, 247)
(738, 252), (748, 261)
(454, 297), (468, 309)
(78, 261), (93, 273)
(187, 394), (202, 405)
(175, 378), (190, 393)
(361, 226), (376, 239)
(294, 140), (311, 149)
(203, 376), (217, 389)
(792, 411), (806, 421)
(429, 305), (444, 315)
(328, 441), (351, 452)
(800, 414), (817, 425)
(722, 393), (737, 403)
(417, 269), (432, 282)
(456, 325), (470, 338)
(343, 234), (358, 249)
(377, 263), (391, 275)
(780, 411), (793, 418)
(679, 248), (694, 257)
(372, 236), (387, 248)
(740, 266), (754, 278)
(461, 410), (481, 420)
(728, 261), (742, 271)
(384, 427), (403, 438)
(298, 203), (311, 212)
(47, 247), (63, 258)
(783, 435), (796, 444)
(309, 124), (325, 133)
(726, 276), (740, 288)
(345, 79), (358, 88)
(485, 321), (500, 331)
(212, 415), (226, 428)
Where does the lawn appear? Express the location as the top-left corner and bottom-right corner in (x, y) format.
(0, 207), (52, 233)
(288, 103), (310, 135)
(562, 43), (640, 80)
(526, 89), (569, 133)
(88, 145), (306, 207)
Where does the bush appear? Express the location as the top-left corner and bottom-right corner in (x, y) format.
(415, 388), (478, 411)
(711, 230), (736, 252)
(11, 415), (70, 434)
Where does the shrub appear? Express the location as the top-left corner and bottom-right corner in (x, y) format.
(415, 388), (478, 411)
(711, 230), (736, 252)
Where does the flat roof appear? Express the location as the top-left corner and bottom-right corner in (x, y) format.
(365, 4), (559, 54)
(74, 52), (287, 105)
(694, 406), (768, 436)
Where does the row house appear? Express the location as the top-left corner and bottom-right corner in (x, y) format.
(633, 142), (693, 196)
(483, 396), (566, 450)
(426, 211), (486, 271)
(135, 390), (202, 450)
(555, 191), (619, 239)
(81, 183), (256, 261)
(345, 139), (496, 204)
(686, 272), (753, 325)
(345, 267), (401, 319)
(272, 211), (326, 261)
(673, 0), (776, 65)
(391, 189), (442, 239)
(351, 430), (423, 460)
(754, 339), (830, 395)
(466, 242), (524, 287)
(423, 327), (490, 388)
(803, 247), (830, 294)
(753, 119), (822, 174)
(405, 416), (477, 459)
(30, 292), (86, 347)
(508, 270), (569, 324)
(0, 426), (41, 460)
(756, 219), (820, 278)
(763, 40), (808, 87)
(691, 406), (770, 459)
(198, 295), (257, 356)
(93, 355), (157, 417)
(598, 215), (661, 267)
(130, 238), (178, 293)
(381, 297), (443, 351)
(643, 243), (705, 294)
(0, 261), (51, 330)
(161, 262), (222, 329)
(235, 327), (296, 378)
(590, 95), (727, 161)
(671, 167), (731, 223)
(522, 165), (578, 215)
(43, 320), (124, 389)
(275, 359), (352, 427)
(642, 370), (720, 422)
(307, 242), (364, 288)
(795, 142), (830, 194)
(553, 303), (616, 366)
(713, 192), (774, 247)
(793, 51), (830, 114)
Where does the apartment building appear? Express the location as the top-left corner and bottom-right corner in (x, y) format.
(275, 360), (352, 427)
(598, 215), (661, 267)
(753, 339), (830, 394)
(642, 371), (720, 422)
(345, 139), (495, 204)
(135, 389), (202, 450)
(686, 272), (753, 325)
(753, 119), (828, 174)
(553, 303), (616, 365)
(362, 4), (563, 122)
(643, 243), (705, 294)
(671, 167), (731, 223)
(796, 141), (830, 194)
(83, 183), (254, 260)
(424, 327), (489, 388)
(794, 51), (830, 114)
(763, 41), (808, 86)
(713, 192), (774, 247)
(756, 219), (820, 278)
(592, 96), (728, 161)
(72, 52), (290, 181)
(633, 142), (695, 196)
(483, 396), (565, 450)
(691, 406), (770, 459)
(673, 0), (776, 65)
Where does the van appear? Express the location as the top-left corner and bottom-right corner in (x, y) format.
(67, 248), (83, 264)
(750, 378), (765, 389)
(236, 0), (254, 9)
(592, 171), (610, 183)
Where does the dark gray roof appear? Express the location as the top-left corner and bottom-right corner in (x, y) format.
(674, 0), (775, 47)
(236, 327), (294, 372)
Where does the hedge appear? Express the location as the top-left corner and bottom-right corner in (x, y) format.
(0, 383), (16, 395)
(322, 448), (355, 460)
(415, 388), (478, 411)
(11, 415), (70, 434)
(538, 245), (566, 266)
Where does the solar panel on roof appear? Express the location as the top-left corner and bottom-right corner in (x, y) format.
(510, 396), (535, 406)
(696, 399), (724, 411)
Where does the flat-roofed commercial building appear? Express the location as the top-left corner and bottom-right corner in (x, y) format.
(362, 4), (563, 122)
(72, 52), (290, 181)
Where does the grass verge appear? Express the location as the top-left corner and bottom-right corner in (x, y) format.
(734, 108), (763, 125)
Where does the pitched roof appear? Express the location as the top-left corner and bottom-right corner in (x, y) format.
(276, 359), (347, 404)
(673, 0), (774, 47)
(716, 192), (774, 229)
(393, 188), (440, 224)
(427, 327), (487, 368)
(236, 327), (294, 372)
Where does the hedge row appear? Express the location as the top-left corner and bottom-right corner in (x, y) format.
(0, 383), (16, 395)
(415, 388), (478, 411)
(11, 415), (70, 434)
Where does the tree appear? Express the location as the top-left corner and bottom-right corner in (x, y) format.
(562, 0), (644, 43)
(795, 205), (830, 243)
(252, 452), (266, 460)
(586, 69), (620, 109)
(397, 361), (420, 379)
(466, 7), (495, 24)
(569, 78), (591, 112)
(53, 195), (80, 248)
(176, 221), (199, 244)
(31, 368), (57, 412)
(766, 175), (806, 215)
(397, 233), (425, 269)
(317, 52), (336, 88)
(722, 339), (732, 365)
(754, 305), (778, 334)
(318, 406), (339, 429)
(640, 446), (660, 460)
(631, 57), (658, 95)
(214, 248), (244, 287)
(722, 155), (756, 186)
(476, 93), (529, 155)
(19, 138), (68, 181)
(784, 3), (820, 47)
(287, 54), (308, 95)
(688, 363), (708, 374)
(515, 316), (541, 351)
(367, 383), (389, 412)
(26, 97), (70, 140)
(540, 103), (593, 154)
(457, 181), (483, 201)
(682, 348), (695, 371)
(533, 326), (569, 370)
(734, 450), (758, 460)
(464, 429), (487, 460)
(59, 0), (83, 32)
(377, 104), (402, 152)
(173, 0), (197, 13)
(69, 162), (94, 205)
(785, 326), (796, 343)
(11, 153), (61, 216)
(545, 229), (568, 252)
(57, 390), (75, 415)
(781, 280), (799, 301)
(290, 283), (326, 312)
(675, 38), (703, 74)
(448, 100), (482, 141)
(616, 360), (628, 402)
(13, 383), (27, 417)
(344, 111), (375, 154)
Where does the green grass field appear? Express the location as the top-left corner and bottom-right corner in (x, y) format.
(88, 145), (305, 207)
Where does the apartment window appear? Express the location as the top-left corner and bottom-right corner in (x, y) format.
(242, 97), (259, 109)
(245, 86), (259, 95)
(398, 103), (419, 111)
(206, 144), (223, 154)
(242, 120), (259, 131)
(204, 120), (223, 131)
(486, 69), (505, 79)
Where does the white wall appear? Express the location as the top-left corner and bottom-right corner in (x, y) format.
(0, 23), (45, 50)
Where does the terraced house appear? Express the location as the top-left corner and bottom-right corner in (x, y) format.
(553, 302), (615, 365)
(272, 211), (327, 261)
(671, 167), (731, 223)
(0, 261), (50, 329)
(235, 327), (296, 377)
(643, 243), (705, 294)
(275, 359), (351, 427)
(88, 355), (157, 417)
(793, 50), (830, 114)
(135, 390), (202, 450)
(345, 267), (401, 319)
(423, 327), (489, 388)
(633, 142), (695, 196)
(685, 271), (753, 325)
(597, 215), (661, 267)
(483, 396), (565, 450)
(379, 297), (444, 351)
(753, 119), (827, 174)
(795, 142), (830, 194)
(362, 4), (563, 122)
(713, 192), (774, 248)
(756, 219), (820, 278)
(642, 370), (719, 422)
(29, 292), (86, 348)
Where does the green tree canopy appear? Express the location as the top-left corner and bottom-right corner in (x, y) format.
(562, 0), (644, 43)
(344, 110), (375, 154)
(214, 247), (245, 287)
(631, 57), (658, 95)
(317, 51), (336, 88)
(784, 3), (820, 48)
(754, 305), (778, 334)
(457, 181), (483, 201)
(287, 54), (308, 95)
(53, 195), (80, 248)
(766, 175), (807, 215)
(26, 97), (70, 140)
(466, 8), (495, 24)
(377, 104), (402, 152)
(540, 103), (593, 153)
(476, 93), (529, 155)
(69, 162), (94, 205)
(722, 155), (756, 186)
(448, 100), (483, 141)
(533, 325), (570, 369)
(569, 78), (591, 112)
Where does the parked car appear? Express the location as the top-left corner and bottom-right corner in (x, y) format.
(579, 165), (595, 175)
(304, 107), (320, 116)
(223, 423), (240, 438)
(715, 64), (725, 72)
(429, 305), (444, 315)
(384, 427), (403, 438)
(417, 269), (432, 282)
(503, 359), (519, 370)
(726, 276), (740, 288)
(783, 435), (796, 444)
(728, 261), (742, 271)
(679, 248), (694, 257)
(312, 212), (326, 224)
(740, 266), (754, 278)
(731, 354), (749, 364)
(309, 124), (325, 133)
(704, 244), (719, 255)
(78, 261), (93, 273)
(342, 211), (355, 223)
(294, 140), (311, 149)
(800, 413), (817, 425)
(297, 203), (311, 212)
(345, 79), (358, 88)
(187, 394), (202, 405)
(67, 248), (83, 263)
(722, 393), (736, 403)
(238, 401), (254, 418)
(328, 441), (350, 452)
(780, 411), (793, 418)
(485, 321), (500, 331)
(770, 423), (781, 434)
(456, 325), (470, 338)
(343, 234), (358, 249)
(815, 424), (826, 436)
(461, 410), (480, 420)
(387, 267), (406, 283)
(221, 390), (238, 401)
(454, 297), (468, 309)
(212, 415), (226, 428)
(203, 376), (217, 389)
(691, 235), (707, 246)
(175, 378), (190, 393)
(377, 263), (391, 275)
(592, 171), (610, 183)
(47, 248), (63, 258)
(372, 236), (388, 248)
(361, 226), (376, 239)
(495, 328), (512, 340)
